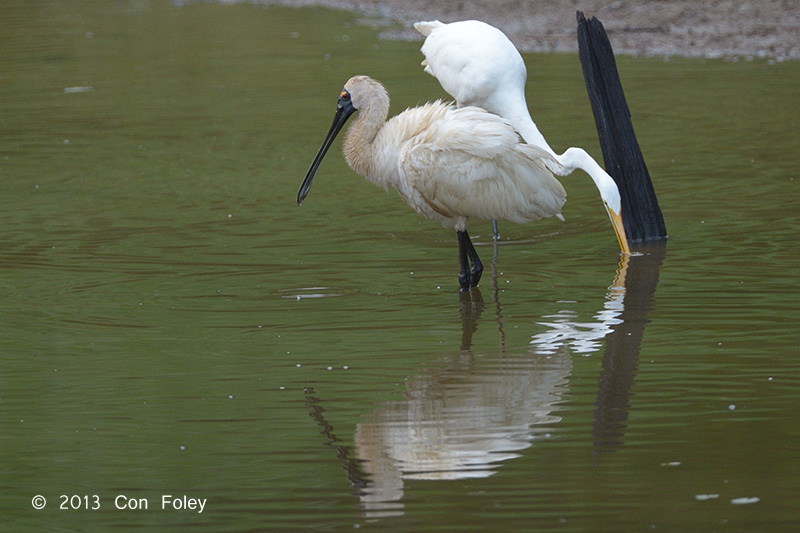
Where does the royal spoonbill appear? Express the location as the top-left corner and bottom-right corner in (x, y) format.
(297, 75), (567, 291)
(414, 19), (630, 254)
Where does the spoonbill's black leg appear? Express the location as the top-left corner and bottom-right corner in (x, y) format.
(457, 230), (472, 291)
(457, 230), (483, 290)
(465, 231), (483, 288)
(492, 219), (500, 241)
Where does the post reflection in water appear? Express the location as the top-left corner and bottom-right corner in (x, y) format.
(592, 244), (667, 453)
(306, 243), (666, 518)
(529, 244), (666, 453)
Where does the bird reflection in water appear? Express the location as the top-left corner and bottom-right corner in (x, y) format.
(309, 243), (659, 518)
(354, 277), (569, 517)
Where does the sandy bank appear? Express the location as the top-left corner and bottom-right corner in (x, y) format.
(250, 0), (799, 61)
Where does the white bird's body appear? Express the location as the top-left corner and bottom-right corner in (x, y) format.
(345, 93), (566, 232)
(415, 20), (629, 252)
(415, 20), (552, 151)
(298, 75), (566, 290)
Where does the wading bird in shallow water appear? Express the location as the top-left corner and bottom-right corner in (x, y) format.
(297, 75), (566, 291)
(414, 19), (630, 253)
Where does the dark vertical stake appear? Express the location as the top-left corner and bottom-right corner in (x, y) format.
(577, 11), (667, 243)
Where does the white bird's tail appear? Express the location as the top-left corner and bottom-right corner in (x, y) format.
(413, 20), (444, 36)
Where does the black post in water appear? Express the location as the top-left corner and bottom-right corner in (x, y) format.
(577, 11), (667, 243)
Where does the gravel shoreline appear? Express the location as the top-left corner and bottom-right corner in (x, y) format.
(250, 0), (799, 61)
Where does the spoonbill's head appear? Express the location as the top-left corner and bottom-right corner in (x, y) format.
(297, 76), (388, 205)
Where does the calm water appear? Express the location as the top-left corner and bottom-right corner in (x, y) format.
(2, 1), (799, 531)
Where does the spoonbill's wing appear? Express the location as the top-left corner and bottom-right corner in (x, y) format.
(400, 106), (566, 225)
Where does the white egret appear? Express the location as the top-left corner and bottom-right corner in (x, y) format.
(297, 75), (567, 291)
(415, 19), (630, 254)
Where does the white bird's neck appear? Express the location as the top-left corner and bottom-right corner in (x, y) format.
(498, 95), (554, 155)
(513, 115), (554, 155)
(343, 97), (390, 179)
(556, 147), (622, 215)
(475, 85), (622, 215)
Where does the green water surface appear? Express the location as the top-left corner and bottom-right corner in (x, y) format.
(1, 1), (799, 531)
